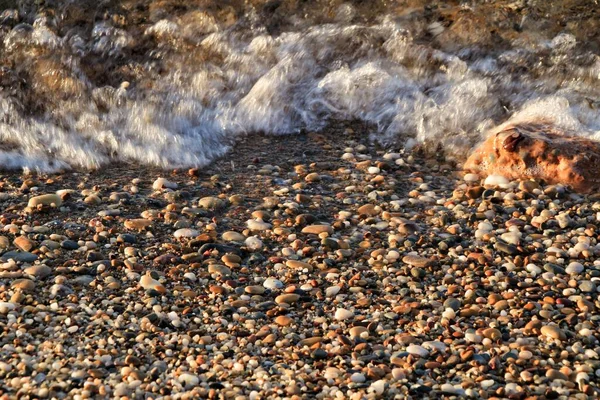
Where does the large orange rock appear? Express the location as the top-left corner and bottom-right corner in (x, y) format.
(464, 123), (600, 192)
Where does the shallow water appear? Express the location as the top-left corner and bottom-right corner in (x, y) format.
(0, 0), (599, 172)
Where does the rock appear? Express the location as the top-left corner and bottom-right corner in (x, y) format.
(286, 260), (313, 271)
(207, 264), (231, 276)
(540, 325), (566, 340)
(178, 373), (199, 387)
(152, 178), (177, 190)
(301, 224), (333, 234)
(139, 271), (166, 294)
(406, 344), (429, 357)
(124, 219), (152, 231)
(0, 251), (38, 263)
(334, 308), (354, 321)
(484, 174), (510, 188)
(13, 236), (35, 252)
(358, 204), (381, 216)
(402, 255), (430, 268)
(247, 219), (271, 231)
(173, 229), (199, 239)
(245, 285), (266, 295)
(349, 326), (368, 338)
(61, 240), (79, 250)
(482, 328), (502, 341)
(566, 262), (584, 274)
(465, 123), (600, 192)
(11, 279), (35, 291)
(0, 236), (9, 250)
(28, 194), (63, 208)
(275, 294), (300, 304)
(222, 231), (246, 242)
(263, 278), (283, 289)
(24, 265), (51, 278)
(579, 280), (596, 293)
(275, 315), (293, 326)
(199, 196), (226, 210)
(325, 285), (341, 297)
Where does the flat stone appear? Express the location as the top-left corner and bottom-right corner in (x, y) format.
(286, 260), (313, 271)
(124, 219), (152, 231)
(174, 229), (199, 239)
(301, 224), (333, 235)
(152, 178), (177, 190)
(222, 231), (246, 242)
(0, 251), (38, 263)
(357, 204), (381, 216)
(245, 285), (266, 295)
(28, 194), (62, 208)
(541, 325), (566, 340)
(24, 265), (52, 278)
(13, 236), (35, 252)
(402, 255), (430, 268)
(199, 196), (226, 210)
(335, 308), (354, 321)
(275, 315), (293, 326)
(11, 279), (35, 291)
(207, 264), (231, 276)
(406, 344), (429, 357)
(275, 294), (300, 304)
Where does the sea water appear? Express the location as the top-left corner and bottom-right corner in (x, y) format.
(0, 1), (598, 172)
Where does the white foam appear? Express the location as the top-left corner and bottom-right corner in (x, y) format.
(0, 16), (599, 172)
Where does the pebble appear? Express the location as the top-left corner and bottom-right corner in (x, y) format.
(334, 308), (354, 321)
(406, 344), (429, 357)
(263, 278), (283, 289)
(28, 194), (63, 208)
(152, 178), (177, 190)
(173, 228), (199, 238)
(541, 325), (566, 340)
(301, 224), (333, 234)
(222, 231), (246, 242)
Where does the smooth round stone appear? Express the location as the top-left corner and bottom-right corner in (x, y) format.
(566, 262), (584, 275)
(350, 373), (366, 383)
(348, 326), (368, 338)
(263, 278), (283, 290)
(402, 255), (430, 268)
(301, 225), (333, 235)
(541, 325), (566, 340)
(11, 279), (35, 291)
(274, 315), (293, 326)
(178, 373), (199, 386)
(579, 281), (596, 293)
(406, 344), (429, 357)
(152, 178), (177, 190)
(247, 219), (271, 231)
(24, 265), (52, 278)
(222, 231), (246, 242)
(325, 286), (341, 297)
(275, 293), (300, 304)
(484, 174), (510, 188)
(28, 194), (62, 208)
(286, 260), (313, 271)
(463, 173), (479, 183)
(246, 285), (266, 295)
(245, 236), (263, 251)
(335, 308), (354, 321)
(173, 229), (199, 239)
(208, 265), (231, 276)
(198, 196), (225, 210)
(61, 240), (80, 250)
(526, 264), (542, 275)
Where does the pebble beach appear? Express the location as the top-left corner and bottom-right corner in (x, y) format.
(0, 127), (598, 399)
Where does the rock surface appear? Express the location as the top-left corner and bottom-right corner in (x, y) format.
(465, 123), (600, 192)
